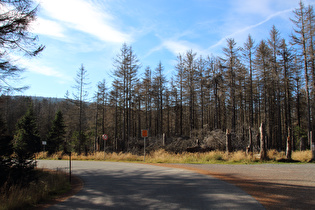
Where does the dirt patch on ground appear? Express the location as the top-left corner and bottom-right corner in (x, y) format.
(149, 163), (315, 210)
(35, 175), (83, 209)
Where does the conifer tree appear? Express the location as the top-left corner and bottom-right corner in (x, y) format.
(13, 106), (40, 166)
(47, 110), (66, 155)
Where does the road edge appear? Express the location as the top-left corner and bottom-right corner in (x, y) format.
(34, 174), (84, 209)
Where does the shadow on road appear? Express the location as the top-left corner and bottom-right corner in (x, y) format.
(159, 163), (315, 210)
(47, 162), (263, 210)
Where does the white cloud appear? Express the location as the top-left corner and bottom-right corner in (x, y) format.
(208, 7), (293, 51)
(163, 40), (190, 55)
(156, 40), (203, 56)
(231, 0), (274, 17)
(11, 55), (71, 82)
(38, 0), (131, 43)
(30, 17), (65, 38)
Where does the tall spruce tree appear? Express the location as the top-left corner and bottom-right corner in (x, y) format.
(13, 106), (40, 166)
(47, 110), (66, 155)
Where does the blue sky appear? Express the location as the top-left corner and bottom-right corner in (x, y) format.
(12, 0), (315, 99)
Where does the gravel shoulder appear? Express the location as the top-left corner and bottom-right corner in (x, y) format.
(149, 163), (315, 210)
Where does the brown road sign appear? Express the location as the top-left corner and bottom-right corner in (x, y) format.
(142, 130), (148, 138)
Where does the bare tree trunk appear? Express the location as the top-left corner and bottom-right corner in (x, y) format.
(249, 126), (253, 152)
(226, 129), (232, 153)
(260, 123), (267, 160)
(286, 127), (292, 160)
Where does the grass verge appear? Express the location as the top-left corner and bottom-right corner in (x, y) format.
(0, 169), (71, 210)
(37, 149), (313, 164)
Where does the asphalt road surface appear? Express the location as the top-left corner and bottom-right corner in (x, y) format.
(37, 160), (264, 210)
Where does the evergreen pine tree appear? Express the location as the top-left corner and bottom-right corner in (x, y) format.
(47, 111), (66, 155)
(13, 106), (41, 166)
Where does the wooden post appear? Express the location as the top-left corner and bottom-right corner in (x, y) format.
(162, 133), (165, 147)
(260, 123), (267, 160)
(226, 129), (232, 153)
(286, 127), (292, 160)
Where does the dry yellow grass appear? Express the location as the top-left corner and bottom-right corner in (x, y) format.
(37, 149), (312, 163)
(267, 149), (286, 160)
(292, 150), (312, 162)
(0, 169), (70, 210)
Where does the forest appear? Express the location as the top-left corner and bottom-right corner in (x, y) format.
(1, 1), (315, 157)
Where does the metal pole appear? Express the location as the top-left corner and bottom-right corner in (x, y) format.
(144, 137), (146, 162)
(104, 140), (106, 160)
(69, 152), (72, 183)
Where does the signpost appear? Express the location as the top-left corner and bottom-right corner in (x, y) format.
(69, 151), (72, 183)
(141, 130), (148, 162)
(42, 141), (47, 152)
(102, 134), (108, 159)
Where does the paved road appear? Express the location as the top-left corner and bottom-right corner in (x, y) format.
(171, 163), (315, 209)
(38, 160), (264, 210)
